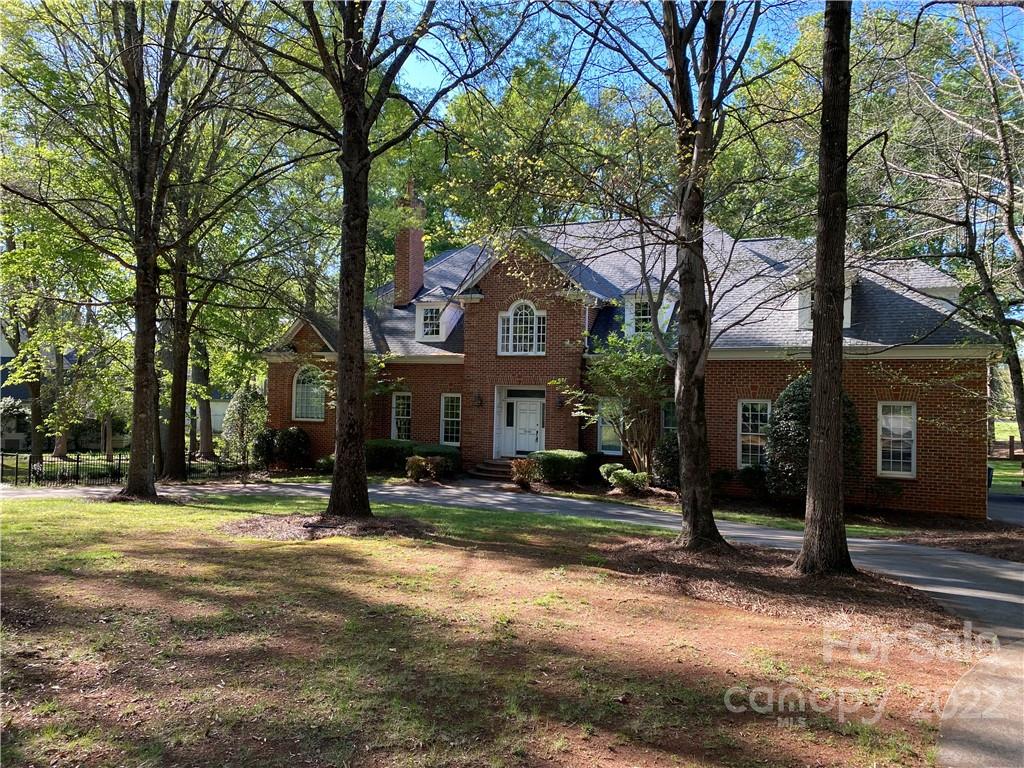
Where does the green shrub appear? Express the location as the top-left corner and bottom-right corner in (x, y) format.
(510, 458), (539, 489)
(406, 455), (445, 482)
(315, 454), (335, 474)
(582, 452), (616, 484)
(275, 426), (312, 468)
(736, 464), (768, 496)
(610, 469), (650, 494)
(711, 468), (734, 497)
(406, 455), (431, 482)
(365, 439), (416, 471)
(530, 449), (587, 485)
(652, 433), (679, 489)
(598, 462), (626, 483)
(252, 427), (278, 468)
(412, 444), (461, 475)
(765, 374), (862, 500)
(365, 439), (460, 474)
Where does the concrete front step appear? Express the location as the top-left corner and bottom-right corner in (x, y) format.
(468, 459), (513, 480)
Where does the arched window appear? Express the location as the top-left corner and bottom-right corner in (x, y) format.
(292, 366), (325, 421)
(498, 301), (546, 355)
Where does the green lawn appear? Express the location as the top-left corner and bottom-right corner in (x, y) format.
(990, 458), (1023, 495)
(0, 494), (956, 767)
(267, 472), (404, 485)
(540, 487), (909, 538)
(994, 419), (1019, 442)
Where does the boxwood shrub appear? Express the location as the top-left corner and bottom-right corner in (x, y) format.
(529, 449), (587, 485)
(364, 439), (461, 476)
(275, 426), (312, 468)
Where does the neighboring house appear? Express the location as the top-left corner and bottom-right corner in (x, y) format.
(208, 388), (232, 434)
(264, 196), (997, 518)
(1, 335), (33, 451)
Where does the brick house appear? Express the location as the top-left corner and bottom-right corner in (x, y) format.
(265, 197), (997, 518)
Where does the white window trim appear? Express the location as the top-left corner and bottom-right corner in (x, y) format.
(736, 399), (772, 469)
(439, 393), (462, 446)
(415, 303), (445, 342)
(497, 300), (547, 356)
(391, 391), (413, 441)
(797, 285), (853, 330)
(291, 366), (326, 422)
(877, 401), (917, 479)
(597, 398), (623, 456)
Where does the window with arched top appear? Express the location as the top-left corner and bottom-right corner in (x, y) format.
(498, 300), (546, 355)
(292, 366), (325, 421)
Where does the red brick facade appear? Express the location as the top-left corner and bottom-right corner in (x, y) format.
(267, 256), (991, 518)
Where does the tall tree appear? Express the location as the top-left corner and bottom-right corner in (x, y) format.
(549, 1), (764, 549)
(793, 1), (855, 575)
(217, 1), (534, 518)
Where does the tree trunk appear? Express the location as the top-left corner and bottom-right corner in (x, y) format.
(192, 334), (217, 460)
(120, 243), (159, 498)
(104, 413), (114, 462)
(674, 192), (726, 550)
(27, 379), (43, 465)
(189, 406), (197, 456)
(324, 113), (372, 518)
(51, 347), (67, 458)
(665, 0), (727, 551)
(162, 251), (190, 480)
(794, 0), (855, 576)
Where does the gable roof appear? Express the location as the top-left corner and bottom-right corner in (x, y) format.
(275, 216), (993, 360)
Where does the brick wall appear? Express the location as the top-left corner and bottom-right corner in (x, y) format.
(366, 363), (465, 444)
(265, 324), (337, 459)
(704, 357), (989, 517)
(267, 306), (989, 518)
(458, 250), (588, 467)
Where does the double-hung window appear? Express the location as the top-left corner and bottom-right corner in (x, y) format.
(498, 301), (546, 355)
(737, 400), (771, 468)
(661, 400), (677, 436)
(392, 392), (412, 440)
(878, 402), (916, 478)
(421, 306), (441, 338)
(440, 394), (461, 446)
(598, 398), (623, 455)
(292, 367), (325, 421)
(633, 300), (652, 334)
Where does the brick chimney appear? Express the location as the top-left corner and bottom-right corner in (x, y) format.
(393, 180), (425, 307)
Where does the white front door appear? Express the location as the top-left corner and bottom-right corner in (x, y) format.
(515, 401), (542, 454)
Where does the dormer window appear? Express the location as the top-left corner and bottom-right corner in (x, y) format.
(498, 300), (546, 355)
(797, 285), (852, 330)
(415, 303), (451, 342)
(421, 306), (441, 338)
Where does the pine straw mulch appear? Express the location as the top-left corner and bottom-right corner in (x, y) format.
(222, 514), (435, 541)
(600, 538), (969, 636)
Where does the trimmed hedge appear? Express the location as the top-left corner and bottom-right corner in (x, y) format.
(598, 462), (626, 483)
(364, 438), (461, 476)
(529, 449), (587, 485)
(275, 426), (312, 468)
(609, 468), (650, 494)
(652, 433), (679, 489)
(252, 427), (278, 468)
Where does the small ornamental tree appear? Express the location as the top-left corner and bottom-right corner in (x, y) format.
(221, 384), (268, 466)
(765, 374), (862, 501)
(554, 333), (671, 473)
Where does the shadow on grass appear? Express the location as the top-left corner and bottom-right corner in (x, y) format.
(1, 496), (950, 767)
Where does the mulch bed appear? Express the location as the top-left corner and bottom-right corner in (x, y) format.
(222, 514), (434, 541)
(601, 538), (968, 634)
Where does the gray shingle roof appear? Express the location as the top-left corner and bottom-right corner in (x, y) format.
(311, 217), (990, 357)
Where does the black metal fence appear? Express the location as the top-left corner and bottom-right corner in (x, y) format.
(0, 453), (248, 487)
